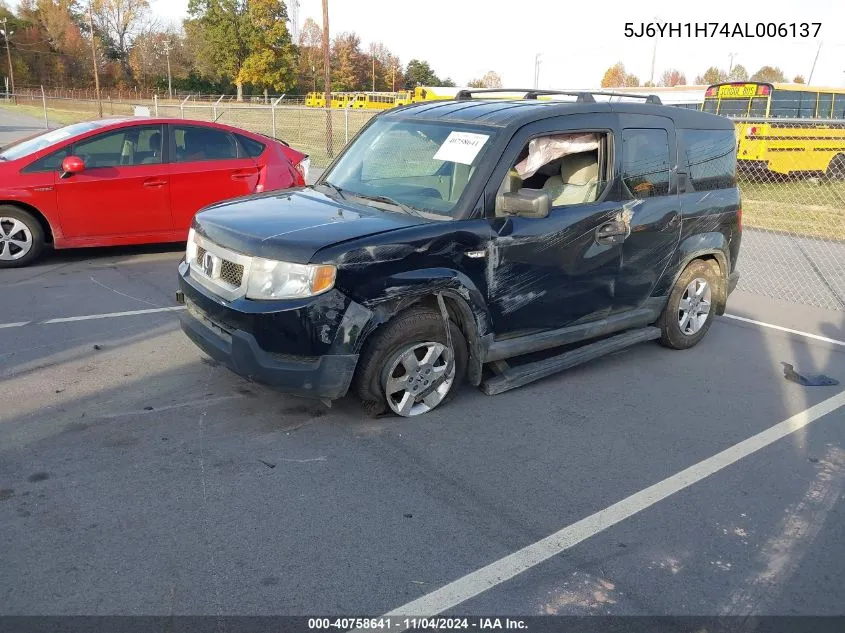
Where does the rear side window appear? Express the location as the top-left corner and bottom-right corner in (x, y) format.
(621, 129), (671, 198)
(236, 134), (266, 158)
(678, 130), (737, 192)
(172, 126), (239, 162)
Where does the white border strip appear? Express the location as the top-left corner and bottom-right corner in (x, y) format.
(365, 390), (845, 628)
(0, 321), (30, 329)
(41, 306), (185, 324)
(724, 314), (845, 348)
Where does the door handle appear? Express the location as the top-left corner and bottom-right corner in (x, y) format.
(230, 171), (254, 180)
(596, 220), (629, 244)
(143, 179), (167, 188)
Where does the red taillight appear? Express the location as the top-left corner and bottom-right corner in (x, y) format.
(294, 157), (311, 186)
(705, 87), (716, 97)
(757, 85), (770, 95)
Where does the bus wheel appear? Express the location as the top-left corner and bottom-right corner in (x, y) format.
(826, 155), (845, 181)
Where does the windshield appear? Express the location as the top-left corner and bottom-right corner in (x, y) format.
(319, 119), (496, 219)
(0, 121), (102, 161)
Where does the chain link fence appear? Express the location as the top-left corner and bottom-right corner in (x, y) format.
(3, 96), (844, 312)
(733, 117), (845, 312)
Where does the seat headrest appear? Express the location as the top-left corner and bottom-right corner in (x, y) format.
(560, 151), (599, 185)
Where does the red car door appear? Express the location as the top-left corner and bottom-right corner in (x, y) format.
(54, 124), (172, 243)
(167, 124), (260, 233)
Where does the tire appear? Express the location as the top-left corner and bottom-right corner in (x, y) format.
(657, 259), (719, 350)
(354, 307), (467, 417)
(0, 206), (45, 269)
(825, 154), (845, 181)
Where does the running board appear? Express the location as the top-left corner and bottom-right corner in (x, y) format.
(479, 327), (661, 396)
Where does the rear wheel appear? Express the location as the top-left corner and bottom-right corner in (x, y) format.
(657, 259), (719, 350)
(354, 307), (467, 417)
(825, 154), (845, 181)
(0, 206), (45, 268)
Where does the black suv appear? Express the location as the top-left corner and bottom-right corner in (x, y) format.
(177, 89), (741, 417)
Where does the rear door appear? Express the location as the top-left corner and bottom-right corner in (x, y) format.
(612, 116), (682, 312)
(54, 124), (172, 241)
(167, 124), (260, 233)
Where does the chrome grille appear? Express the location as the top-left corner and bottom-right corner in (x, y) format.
(188, 233), (252, 301)
(220, 260), (245, 287)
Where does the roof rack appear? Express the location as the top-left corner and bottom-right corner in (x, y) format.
(453, 88), (662, 105)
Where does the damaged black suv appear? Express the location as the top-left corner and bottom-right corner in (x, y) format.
(177, 89), (741, 417)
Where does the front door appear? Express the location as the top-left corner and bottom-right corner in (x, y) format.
(54, 125), (171, 242)
(167, 124), (260, 233)
(484, 116), (625, 336)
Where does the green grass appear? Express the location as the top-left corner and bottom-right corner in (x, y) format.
(738, 175), (845, 240)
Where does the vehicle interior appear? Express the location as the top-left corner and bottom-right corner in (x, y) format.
(497, 132), (609, 215)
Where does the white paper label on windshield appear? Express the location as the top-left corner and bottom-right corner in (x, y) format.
(433, 131), (489, 165)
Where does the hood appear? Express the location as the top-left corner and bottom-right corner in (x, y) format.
(194, 188), (429, 263)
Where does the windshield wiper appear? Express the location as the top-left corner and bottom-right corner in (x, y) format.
(317, 181), (347, 200)
(349, 192), (424, 217)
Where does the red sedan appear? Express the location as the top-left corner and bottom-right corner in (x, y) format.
(0, 117), (309, 267)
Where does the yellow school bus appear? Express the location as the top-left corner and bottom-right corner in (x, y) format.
(703, 82), (845, 177)
(304, 90), (415, 110)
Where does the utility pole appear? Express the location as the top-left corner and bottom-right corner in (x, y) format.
(321, 0), (332, 157)
(649, 16), (660, 85)
(1, 18), (15, 102)
(533, 53), (542, 89)
(807, 41), (822, 85)
(87, 2), (103, 118)
(372, 51), (375, 92)
(728, 52), (738, 75)
(163, 41), (173, 99)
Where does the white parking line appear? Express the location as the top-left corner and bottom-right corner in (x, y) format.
(724, 314), (845, 348)
(0, 306), (186, 329)
(0, 321), (30, 329)
(364, 390), (845, 628)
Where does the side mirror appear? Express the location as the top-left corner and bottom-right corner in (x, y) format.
(495, 188), (551, 219)
(60, 155), (85, 178)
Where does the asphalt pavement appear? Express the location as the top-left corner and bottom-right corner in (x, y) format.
(1, 108), (845, 623)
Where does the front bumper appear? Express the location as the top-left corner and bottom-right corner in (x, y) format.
(180, 301), (358, 400)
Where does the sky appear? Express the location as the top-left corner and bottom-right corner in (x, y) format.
(20, 0), (845, 88)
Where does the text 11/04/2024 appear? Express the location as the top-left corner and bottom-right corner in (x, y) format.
(624, 22), (821, 38)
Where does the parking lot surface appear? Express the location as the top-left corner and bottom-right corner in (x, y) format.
(2, 112), (845, 619)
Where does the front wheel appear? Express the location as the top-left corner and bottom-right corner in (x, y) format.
(657, 259), (719, 350)
(826, 154), (845, 181)
(354, 307), (467, 417)
(0, 206), (45, 268)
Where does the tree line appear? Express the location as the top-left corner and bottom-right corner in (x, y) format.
(600, 62), (804, 88)
(0, 0), (504, 99)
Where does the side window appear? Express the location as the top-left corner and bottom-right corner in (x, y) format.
(817, 93), (833, 119)
(22, 146), (71, 173)
(621, 128), (671, 198)
(832, 95), (845, 119)
(73, 130), (128, 168)
(770, 90), (799, 118)
(497, 132), (608, 209)
(235, 134), (266, 158)
(71, 126), (162, 168)
(172, 126), (238, 163)
(798, 91), (818, 118)
(678, 129), (736, 192)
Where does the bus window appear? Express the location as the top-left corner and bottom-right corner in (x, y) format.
(834, 95), (845, 119)
(770, 90), (800, 118)
(817, 93), (833, 118)
(798, 91), (818, 118)
(750, 97), (768, 117)
(702, 100), (718, 114)
(718, 99), (751, 117)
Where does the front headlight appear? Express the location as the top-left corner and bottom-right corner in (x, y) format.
(246, 258), (336, 300)
(186, 228), (197, 263)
